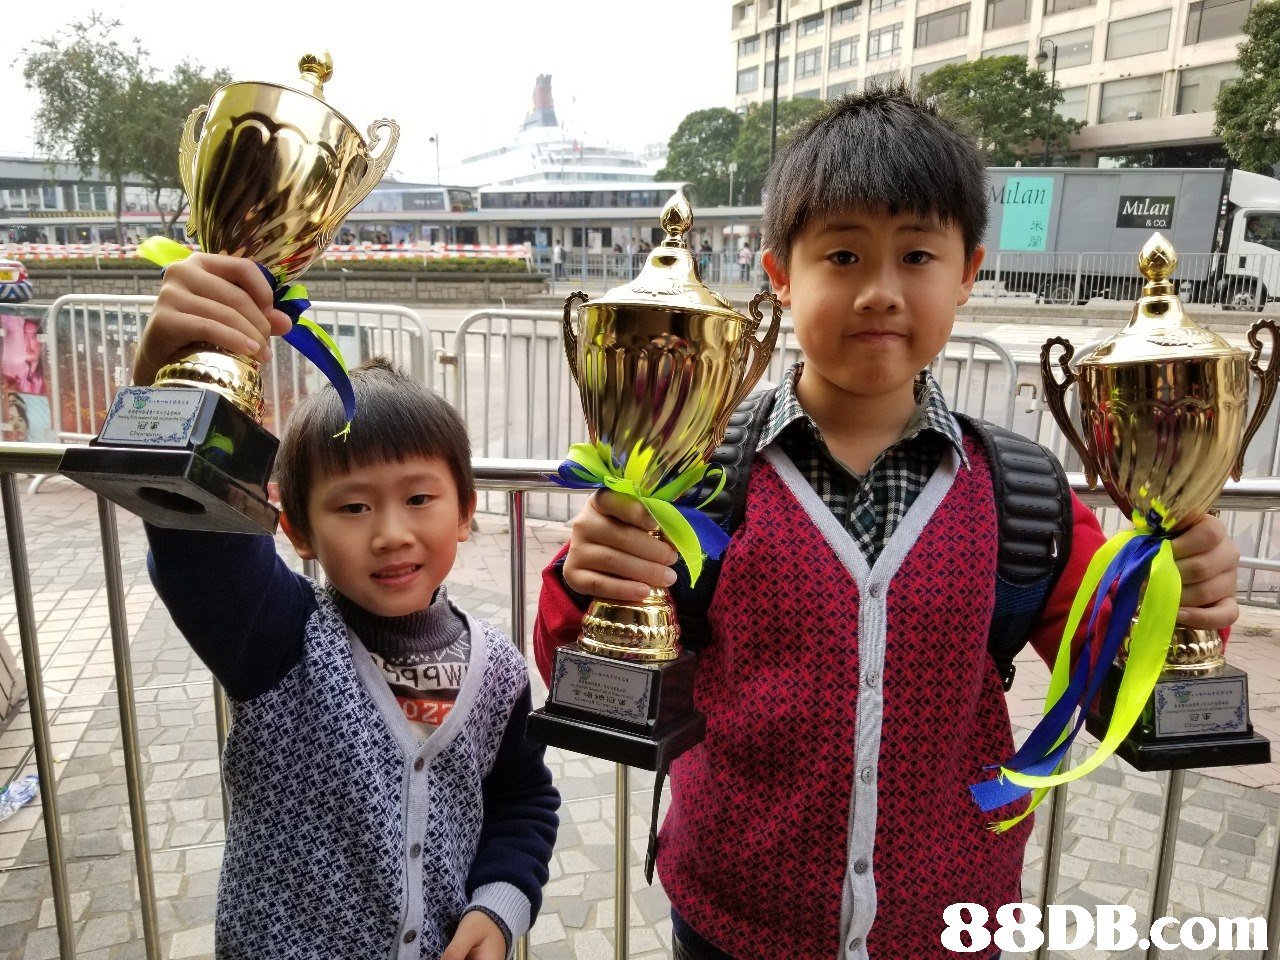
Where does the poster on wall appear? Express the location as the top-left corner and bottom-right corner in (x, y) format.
(1, 314), (53, 442)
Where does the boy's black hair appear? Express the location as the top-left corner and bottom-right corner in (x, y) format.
(762, 83), (989, 266)
(275, 356), (475, 538)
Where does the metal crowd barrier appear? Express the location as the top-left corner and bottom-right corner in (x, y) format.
(41, 295), (435, 442)
(2, 442), (1280, 958)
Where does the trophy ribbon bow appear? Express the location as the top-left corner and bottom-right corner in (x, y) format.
(553, 441), (729, 586)
(970, 505), (1183, 833)
(138, 236), (356, 437)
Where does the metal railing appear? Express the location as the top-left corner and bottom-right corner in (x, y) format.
(41, 295), (436, 442)
(2, 442), (1280, 958)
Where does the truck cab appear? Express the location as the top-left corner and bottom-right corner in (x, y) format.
(1220, 169), (1280, 310)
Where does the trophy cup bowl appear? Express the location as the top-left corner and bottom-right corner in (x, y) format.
(60, 53), (398, 534)
(528, 193), (782, 771)
(1040, 233), (1278, 769)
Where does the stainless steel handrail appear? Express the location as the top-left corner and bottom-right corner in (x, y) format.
(3, 443), (1280, 959)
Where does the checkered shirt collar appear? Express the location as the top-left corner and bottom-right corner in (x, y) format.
(758, 362), (970, 469)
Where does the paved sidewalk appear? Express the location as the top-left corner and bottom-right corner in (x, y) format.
(0, 476), (1276, 960)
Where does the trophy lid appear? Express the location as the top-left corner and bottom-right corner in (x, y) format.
(586, 193), (746, 323)
(1081, 233), (1243, 367)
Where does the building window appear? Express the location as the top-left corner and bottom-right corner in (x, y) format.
(983, 41), (1027, 58)
(733, 1), (752, 25)
(916, 4), (970, 46)
(1185, 0), (1254, 44)
(1176, 61), (1240, 113)
(984, 0), (1029, 30)
(866, 70), (901, 89)
(1045, 26), (1094, 68)
(1044, 0), (1093, 14)
(795, 88), (823, 99)
(911, 55), (966, 82)
(764, 56), (790, 86)
(828, 79), (860, 98)
(740, 34), (760, 55)
(1057, 84), (1089, 122)
(833, 1), (861, 25)
(766, 24), (792, 48)
(41, 186), (58, 210)
(870, 0), (904, 12)
(830, 37), (858, 70)
(1106, 9), (1171, 60)
(796, 47), (822, 79)
(737, 66), (760, 94)
(868, 23), (903, 59)
(1099, 74), (1162, 122)
(800, 14), (824, 35)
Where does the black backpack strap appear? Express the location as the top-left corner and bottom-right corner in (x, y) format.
(669, 388), (777, 652)
(955, 414), (1073, 691)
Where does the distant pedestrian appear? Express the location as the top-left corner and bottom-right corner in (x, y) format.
(738, 243), (753, 282)
(699, 239), (712, 277)
(553, 239), (565, 279)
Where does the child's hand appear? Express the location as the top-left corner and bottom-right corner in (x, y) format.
(563, 490), (679, 602)
(1171, 512), (1240, 631)
(134, 253), (293, 387)
(441, 910), (507, 960)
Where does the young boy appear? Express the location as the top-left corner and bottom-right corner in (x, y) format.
(137, 253), (559, 960)
(533, 88), (1241, 960)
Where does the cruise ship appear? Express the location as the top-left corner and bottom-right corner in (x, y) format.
(447, 75), (663, 187)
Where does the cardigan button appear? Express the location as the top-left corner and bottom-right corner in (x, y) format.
(403, 930), (417, 944)
(868, 583), (882, 598)
(859, 767), (873, 784)
(410, 843), (422, 858)
(413, 757), (425, 772)
(848, 937), (862, 952)
(864, 671), (880, 689)
(853, 858), (868, 874)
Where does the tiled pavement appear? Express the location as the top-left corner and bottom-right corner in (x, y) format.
(0, 476), (1278, 959)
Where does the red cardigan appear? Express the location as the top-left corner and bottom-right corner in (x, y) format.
(535, 445), (1106, 959)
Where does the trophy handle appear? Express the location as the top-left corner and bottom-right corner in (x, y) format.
(719, 291), (783, 435)
(333, 119), (401, 226)
(1040, 336), (1097, 488)
(1235, 317), (1280, 481)
(561, 291), (589, 385)
(178, 105), (207, 239)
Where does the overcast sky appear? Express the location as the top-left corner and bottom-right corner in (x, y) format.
(0, 1), (734, 181)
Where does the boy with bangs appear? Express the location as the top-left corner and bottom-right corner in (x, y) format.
(533, 87), (1240, 959)
(136, 253), (559, 960)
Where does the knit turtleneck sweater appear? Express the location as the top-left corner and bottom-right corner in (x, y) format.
(330, 586), (471, 737)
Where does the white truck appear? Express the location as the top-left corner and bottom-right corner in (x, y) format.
(980, 167), (1280, 309)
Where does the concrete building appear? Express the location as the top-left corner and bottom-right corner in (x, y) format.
(729, 0), (1257, 165)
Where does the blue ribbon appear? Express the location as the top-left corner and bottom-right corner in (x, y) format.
(254, 264), (356, 426)
(970, 532), (1164, 813)
(551, 460), (732, 566)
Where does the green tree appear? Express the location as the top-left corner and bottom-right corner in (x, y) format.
(1214, 0), (1280, 174)
(131, 61), (232, 233)
(917, 56), (1082, 166)
(657, 108), (743, 206)
(22, 16), (228, 239)
(729, 98), (830, 204)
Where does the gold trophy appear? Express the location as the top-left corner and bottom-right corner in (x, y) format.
(61, 53), (397, 534)
(1041, 233), (1277, 770)
(528, 193), (782, 770)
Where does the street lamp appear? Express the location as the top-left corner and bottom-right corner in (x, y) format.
(428, 134), (441, 184)
(728, 161), (738, 207)
(1034, 39), (1058, 167)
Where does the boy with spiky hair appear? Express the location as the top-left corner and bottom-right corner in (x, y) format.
(137, 254), (559, 960)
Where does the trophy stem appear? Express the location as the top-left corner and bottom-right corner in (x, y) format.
(580, 589), (681, 662)
(152, 345), (265, 422)
(1117, 622), (1225, 678)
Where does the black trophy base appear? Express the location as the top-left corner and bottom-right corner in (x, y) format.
(528, 647), (706, 770)
(1085, 662), (1271, 772)
(59, 386), (279, 535)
